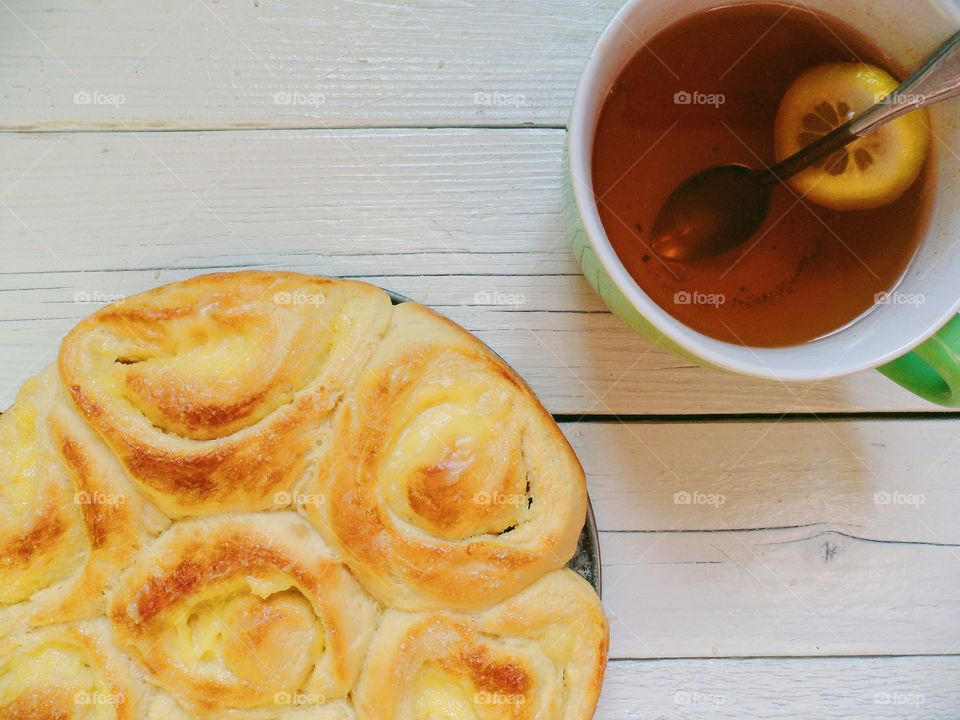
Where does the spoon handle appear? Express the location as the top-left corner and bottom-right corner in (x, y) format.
(852, 30), (960, 134)
(763, 29), (960, 185)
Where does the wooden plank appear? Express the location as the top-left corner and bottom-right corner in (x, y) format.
(600, 526), (960, 658)
(0, 0), (624, 131)
(598, 656), (960, 719)
(0, 128), (571, 276)
(0, 128), (952, 414)
(567, 420), (960, 544)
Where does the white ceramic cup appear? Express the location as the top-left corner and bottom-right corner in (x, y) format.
(567, 0), (960, 406)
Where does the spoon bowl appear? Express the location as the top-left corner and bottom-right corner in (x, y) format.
(651, 164), (771, 262)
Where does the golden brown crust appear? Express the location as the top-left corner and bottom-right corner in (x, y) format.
(1, 493), (69, 571)
(109, 513), (378, 719)
(304, 301), (587, 612)
(0, 368), (167, 637)
(353, 570), (609, 719)
(59, 271), (393, 517)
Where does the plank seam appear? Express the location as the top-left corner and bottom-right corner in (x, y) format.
(554, 412), (960, 422)
(599, 527), (960, 549)
(608, 653), (960, 663)
(0, 124), (570, 135)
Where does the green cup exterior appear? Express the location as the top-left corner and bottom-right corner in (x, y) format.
(879, 315), (960, 407)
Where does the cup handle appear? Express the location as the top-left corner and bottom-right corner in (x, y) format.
(878, 315), (960, 407)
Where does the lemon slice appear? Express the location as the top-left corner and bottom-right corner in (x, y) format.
(774, 63), (930, 211)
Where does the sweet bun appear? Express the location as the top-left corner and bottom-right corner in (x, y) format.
(303, 301), (588, 612)
(108, 512), (378, 719)
(0, 619), (151, 719)
(353, 569), (609, 719)
(0, 367), (167, 638)
(59, 272), (392, 517)
(0, 271), (606, 718)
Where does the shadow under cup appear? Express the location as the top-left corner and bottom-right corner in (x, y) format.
(567, 0), (960, 406)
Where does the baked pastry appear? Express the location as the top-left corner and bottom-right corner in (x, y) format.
(0, 271), (607, 719)
(0, 619), (150, 719)
(352, 569), (609, 718)
(109, 513), (378, 719)
(60, 272), (392, 517)
(0, 366), (167, 638)
(302, 301), (588, 612)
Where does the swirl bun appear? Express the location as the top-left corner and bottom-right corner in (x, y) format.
(2, 271), (606, 717)
(0, 367), (167, 637)
(0, 620), (150, 719)
(353, 569), (609, 719)
(108, 513), (378, 719)
(60, 272), (392, 517)
(303, 302), (587, 611)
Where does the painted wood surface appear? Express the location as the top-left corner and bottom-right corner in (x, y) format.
(3, 1), (959, 716)
(1, 0), (623, 130)
(599, 656), (960, 719)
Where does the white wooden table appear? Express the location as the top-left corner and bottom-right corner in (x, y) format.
(3, 2), (960, 717)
